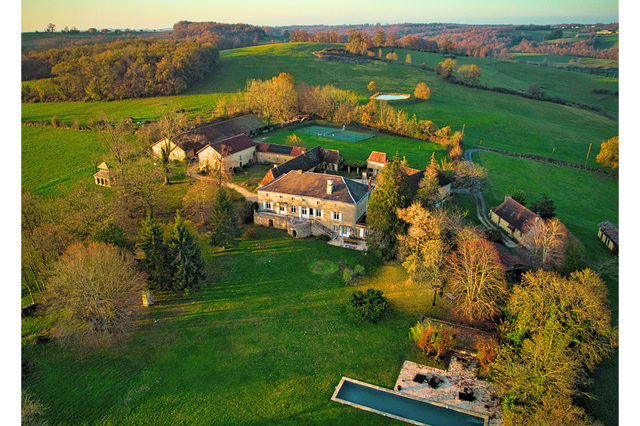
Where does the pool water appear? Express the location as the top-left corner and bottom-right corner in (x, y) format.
(374, 94), (410, 100)
(335, 379), (485, 426)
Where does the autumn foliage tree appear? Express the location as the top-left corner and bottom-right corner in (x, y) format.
(367, 81), (377, 91)
(457, 64), (483, 86)
(522, 217), (567, 271)
(446, 238), (507, 322)
(595, 136), (619, 170)
(48, 242), (146, 334)
(414, 82), (431, 100)
(435, 58), (457, 80)
(246, 72), (298, 124)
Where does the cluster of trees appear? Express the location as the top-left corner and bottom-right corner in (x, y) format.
(492, 269), (617, 425)
(170, 21), (266, 49)
(241, 73), (460, 146)
(22, 38), (219, 101)
(435, 59), (483, 86)
(288, 29), (345, 43)
(513, 37), (618, 60)
(409, 320), (457, 359)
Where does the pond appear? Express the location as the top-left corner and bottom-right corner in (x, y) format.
(372, 93), (410, 100)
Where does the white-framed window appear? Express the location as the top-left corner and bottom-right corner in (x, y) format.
(332, 211), (342, 221)
(333, 225), (338, 232)
(279, 206), (286, 214)
(264, 201), (272, 210)
(315, 209), (322, 218)
(301, 207), (308, 216)
(291, 197), (295, 200)
(290, 206), (296, 214)
(317, 201), (320, 205)
(309, 208), (314, 216)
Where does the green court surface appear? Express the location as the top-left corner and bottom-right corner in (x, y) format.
(296, 125), (375, 143)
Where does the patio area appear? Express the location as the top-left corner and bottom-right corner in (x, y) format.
(394, 357), (503, 426)
(327, 237), (367, 251)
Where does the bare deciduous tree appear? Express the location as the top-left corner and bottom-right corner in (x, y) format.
(522, 218), (567, 270)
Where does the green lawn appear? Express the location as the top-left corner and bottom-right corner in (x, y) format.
(264, 127), (447, 169)
(21, 126), (111, 195)
(474, 151), (618, 426)
(232, 163), (274, 192)
(23, 227), (454, 425)
(379, 47), (618, 117)
(22, 43), (618, 169)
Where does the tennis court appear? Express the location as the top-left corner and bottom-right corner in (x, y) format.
(296, 126), (375, 143)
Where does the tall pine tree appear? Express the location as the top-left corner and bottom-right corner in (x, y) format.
(366, 154), (410, 260)
(138, 213), (172, 290)
(168, 210), (205, 292)
(417, 152), (440, 207)
(210, 187), (240, 248)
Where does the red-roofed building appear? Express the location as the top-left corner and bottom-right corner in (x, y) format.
(490, 195), (539, 242)
(197, 134), (256, 171)
(367, 151), (388, 176)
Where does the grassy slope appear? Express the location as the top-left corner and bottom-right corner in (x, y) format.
(475, 151), (618, 426)
(23, 227), (455, 425)
(21, 126), (110, 195)
(511, 52), (618, 69)
(379, 47), (618, 117)
(22, 43), (618, 168)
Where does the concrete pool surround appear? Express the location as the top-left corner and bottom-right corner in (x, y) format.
(370, 92), (411, 101)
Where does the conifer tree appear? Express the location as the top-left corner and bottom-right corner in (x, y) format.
(366, 154), (410, 260)
(417, 153), (440, 206)
(209, 187), (240, 248)
(168, 210), (205, 292)
(138, 213), (172, 290)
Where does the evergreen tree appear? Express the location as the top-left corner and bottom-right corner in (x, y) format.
(210, 187), (240, 248)
(530, 193), (557, 219)
(168, 211), (205, 292)
(366, 154), (410, 260)
(138, 213), (172, 290)
(417, 153), (440, 206)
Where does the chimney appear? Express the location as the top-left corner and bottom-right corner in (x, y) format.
(368, 176), (372, 192)
(327, 179), (333, 195)
(505, 194), (511, 201)
(297, 169), (302, 174)
(535, 213), (540, 222)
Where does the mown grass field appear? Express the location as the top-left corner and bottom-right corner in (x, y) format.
(23, 227), (456, 425)
(510, 52), (619, 69)
(379, 47), (618, 117)
(22, 43), (618, 169)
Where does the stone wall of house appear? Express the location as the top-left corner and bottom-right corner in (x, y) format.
(439, 183), (452, 200)
(153, 139), (186, 161)
(256, 152), (296, 164)
(257, 189), (360, 236)
(199, 146), (256, 170)
(254, 211), (288, 230)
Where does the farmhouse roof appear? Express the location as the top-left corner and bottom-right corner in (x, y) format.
(93, 170), (112, 180)
(256, 142), (306, 157)
(491, 243), (530, 270)
(197, 134), (256, 157)
(152, 114), (266, 150)
(97, 162), (111, 170)
(491, 196), (538, 233)
(259, 171), (368, 204)
(367, 151), (388, 165)
(406, 167), (452, 192)
(598, 220), (619, 245)
(258, 145), (325, 186)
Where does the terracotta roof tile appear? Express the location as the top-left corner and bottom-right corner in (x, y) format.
(367, 151), (388, 164)
(259, 172), (368, 204)
(197, 134), (255, 157)
(490, 197), (538, 233)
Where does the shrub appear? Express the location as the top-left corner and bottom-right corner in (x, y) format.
(367, 81), (377, 91)
(476, 339), (499, 379)
(343, 268), (354, 284)
(353, 264), (365, 277)
(316, 234), (331, 241)
(51, 115), (60, 127)
(409, 320), (457, 359)
(345, 289), (388, 323)
(286, 134), (303, 145)
(243, 227), (257, 240)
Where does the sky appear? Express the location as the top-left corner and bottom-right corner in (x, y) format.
(21, 0), (618, 32)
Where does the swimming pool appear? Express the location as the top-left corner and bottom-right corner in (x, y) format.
(332, 377), (488, 426)
(372, 93), (411, 100)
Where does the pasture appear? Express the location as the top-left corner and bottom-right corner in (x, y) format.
(22, 227), (454, 425)
(22, 43), (617, 168)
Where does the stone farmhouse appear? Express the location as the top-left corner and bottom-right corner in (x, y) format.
(258, 146), (342, 187)
(254, 171), (370, 239)
(367, 151), (388, 176)
(197, 134), (257, 171)
(597, 220), (619, 254)
(490, 195), (540, 242)
(255, 143), (307, 164)
(150, 114), (269, 161)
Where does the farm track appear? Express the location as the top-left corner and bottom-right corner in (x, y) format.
(462, 148), (499, 232)
(186, 168), (258, 202)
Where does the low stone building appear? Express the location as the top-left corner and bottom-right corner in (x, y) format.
(258, 146), (342, 187)
(254, 171), (370, 239)
(255, 143), (306, 164)
(597, 220), (619, 253)
(197, 134), (256, 171)
(150, 135), (208, 161)
(490, 195), (539, 242)
(93, 162), (115, 187)
(367, 151), (388, 176)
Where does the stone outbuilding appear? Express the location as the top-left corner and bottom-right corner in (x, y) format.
(597, 220), (619, 253)
(255, 143), (306, 164)
(93, 162), (115, 187)
(257, 146), (342, 187)
(197, 134), (257, 171)
(367, 151), (388, 176)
